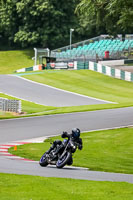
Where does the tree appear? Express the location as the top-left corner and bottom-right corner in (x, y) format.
(0, 0), (79, 49)
(76, 0), (133, 36)
(0, 0), (19, 46)
(106, 0), (133, 34)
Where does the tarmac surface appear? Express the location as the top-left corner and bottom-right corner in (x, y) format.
(0, 157), (133, 183)
(0, 75), (111, 107)
(112, 65), (133, 72)
(0, 107), (133, 183)
(0, 75), (133, 183)
(0, 107), (133, 143)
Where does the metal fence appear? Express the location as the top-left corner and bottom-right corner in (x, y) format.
(0, 98), (21, 113)
(51, 34), (123, 54)
(50, 34), (133, 62)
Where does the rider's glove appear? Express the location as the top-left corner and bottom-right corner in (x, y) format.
(62, 131), (68, 138)
(78, 144), (83, 150)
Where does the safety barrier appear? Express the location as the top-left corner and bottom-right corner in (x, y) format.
(15, 60), (133, 82)
(76, 61), (133, 82)
(0, 98), (21, 113)
(15, 62), (76, 72)
(15, 65), (43, 73)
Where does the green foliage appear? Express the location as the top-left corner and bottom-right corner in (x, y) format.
(76, 0), (133, 36)
(76, 0), (106, 35)
(0, 0), (133, 49)
(0, 0), (78, 49)
(106, 0), (133, 34)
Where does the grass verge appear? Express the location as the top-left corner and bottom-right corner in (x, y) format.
(21, 69), (133, 111)
(0, 50), (34, 74)
(1, 52), (133, 117)
(0, 173), (133, 200)
(1, 91), (123, 119)
(9, 127), (133, 174)
(0, 93), (56, 119)
(22, 70), (133, 104)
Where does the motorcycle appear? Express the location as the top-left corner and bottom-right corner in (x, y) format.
(39, 138), (78, 168)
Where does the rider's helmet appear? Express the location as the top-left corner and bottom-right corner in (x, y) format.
(71, 128), (80, 139)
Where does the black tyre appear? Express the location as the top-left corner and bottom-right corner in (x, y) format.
(56, 152), (72, 168)
(67, 156), (73, 165)
(39, 153), (48, 167)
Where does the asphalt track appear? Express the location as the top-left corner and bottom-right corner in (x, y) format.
(0, 75), (133, 183)
(0, 107), (133, 143)
(0, 75), (112, 106)
(0, 107), (133, 183)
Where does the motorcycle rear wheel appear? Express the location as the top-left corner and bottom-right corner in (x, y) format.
(39, 153), (48, 167)
(56, 152), (72, 168)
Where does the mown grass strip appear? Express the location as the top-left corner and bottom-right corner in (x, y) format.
(9, 127), (133, 174)
(0, 50), (34, 74)
(0, 93), (56, 119)
(0, 173), (133, 200)
(1, 51), (133, 117)
(22, 69), (133, 105)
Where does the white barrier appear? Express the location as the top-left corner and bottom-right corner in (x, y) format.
(0, 98), (21, 113)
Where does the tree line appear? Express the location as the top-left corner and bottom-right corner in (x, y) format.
(0, 0), (132, 50)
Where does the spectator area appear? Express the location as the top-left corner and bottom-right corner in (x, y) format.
(54, 39), (133, 61)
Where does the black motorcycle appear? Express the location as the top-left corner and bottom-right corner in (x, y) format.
(39, 138), (79, 168)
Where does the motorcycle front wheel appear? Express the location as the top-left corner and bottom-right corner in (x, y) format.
(39, 153), (48, 167)
(56, 152), (72, 168)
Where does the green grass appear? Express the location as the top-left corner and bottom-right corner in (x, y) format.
(126, 63), (133, 66)
(22, 70), (133, 108)
(1, 50), (133, 117)
(0, 93), (56, 119)
(0, 111), (14, 118)
(0, 50), (34, 74)
(9, 127), (133, 174)
(0, 173), (133, 200)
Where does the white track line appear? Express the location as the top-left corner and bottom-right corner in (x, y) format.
(14, 124), (133, 144)
(10, 74), (116, 104)
(0, 91), (46, 106)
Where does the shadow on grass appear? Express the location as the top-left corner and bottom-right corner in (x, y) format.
(21, 49), (34, 59)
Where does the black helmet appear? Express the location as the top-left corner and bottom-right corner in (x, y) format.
(72, 128), (80, 139)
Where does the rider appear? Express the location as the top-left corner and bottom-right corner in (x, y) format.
(61, 128), (83, 150)
(47, 128), (83, 155)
